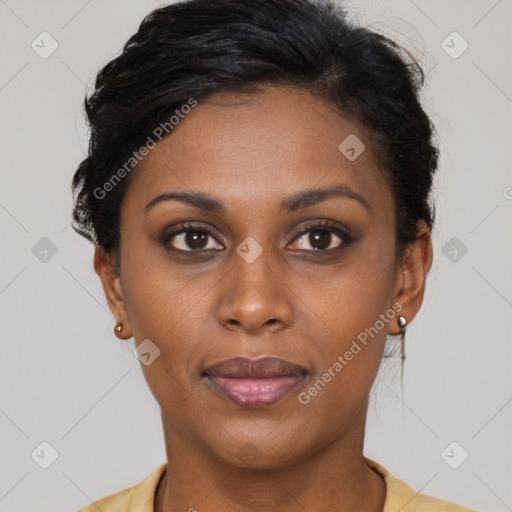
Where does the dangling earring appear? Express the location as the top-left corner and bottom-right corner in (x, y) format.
(114, 322), (123, 338)
(397, 315), (407, 384)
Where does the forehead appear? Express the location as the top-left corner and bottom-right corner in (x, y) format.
(123, 86), (390, 213)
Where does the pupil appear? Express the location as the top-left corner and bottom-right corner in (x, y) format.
(310, 229), (330, 250)
(186, 231), (207, 249)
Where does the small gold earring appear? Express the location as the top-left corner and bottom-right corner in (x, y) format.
(397, 315), (407, 379)
(114, 322), (123, 337)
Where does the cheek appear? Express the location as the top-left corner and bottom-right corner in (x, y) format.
(304, 283), (388, 383)
(297, 237), (396, 337)
(120, 247), (213, 380)
(295, 239), (396, 393)
(293, 294), (391, 448)
(120, 233), (204, 341)
(122, 267), (207, 414)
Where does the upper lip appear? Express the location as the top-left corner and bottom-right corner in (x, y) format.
(203, 357), (308, 378)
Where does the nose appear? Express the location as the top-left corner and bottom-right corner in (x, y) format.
(216, 248), (293, 335)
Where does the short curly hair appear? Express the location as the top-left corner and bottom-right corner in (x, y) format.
(71, 0), (439, 257)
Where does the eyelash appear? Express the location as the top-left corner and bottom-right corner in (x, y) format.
(159, 220), (354, 255)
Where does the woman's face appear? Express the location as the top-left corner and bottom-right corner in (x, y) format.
(96, 86), (430, 468)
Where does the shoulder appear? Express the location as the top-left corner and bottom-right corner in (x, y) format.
(75, 462), (167, 512)
(364, 456), (478, 512)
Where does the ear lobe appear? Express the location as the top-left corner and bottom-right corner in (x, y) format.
(93, 245), (132, 337)
(389, 221), (433, 335)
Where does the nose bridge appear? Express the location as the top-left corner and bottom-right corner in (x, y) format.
(216, 238), (293, 333)
(234, 241), (275, 297)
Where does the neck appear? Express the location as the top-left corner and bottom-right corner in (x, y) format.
(154, 408), (385, 512)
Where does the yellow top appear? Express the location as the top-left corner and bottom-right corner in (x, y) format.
(75, 456), (477, 511)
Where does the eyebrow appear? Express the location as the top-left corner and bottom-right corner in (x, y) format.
(281, 184), (370, 212)
(144, 184), (370, 215)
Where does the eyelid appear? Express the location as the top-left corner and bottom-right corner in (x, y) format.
(291, 219), (351, 239)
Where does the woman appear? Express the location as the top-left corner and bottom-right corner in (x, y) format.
(71, 0), (477, 510)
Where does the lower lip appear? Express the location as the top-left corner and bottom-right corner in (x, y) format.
(205, 375), (306, 408)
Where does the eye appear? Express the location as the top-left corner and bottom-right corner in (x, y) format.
(160, 220), (353, 255)
(160, 223), (224, 252)
(288, 221), (350, 252)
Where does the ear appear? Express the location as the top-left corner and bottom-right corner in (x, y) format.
(93, 245), (133, 339)
(388, 220), (433, 335)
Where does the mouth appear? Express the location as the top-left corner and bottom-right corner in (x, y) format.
(202, 357), (308, 409)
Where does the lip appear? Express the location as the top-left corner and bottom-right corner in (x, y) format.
(203, 357), (308, 408)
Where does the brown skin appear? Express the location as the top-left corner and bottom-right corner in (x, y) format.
(94, 86), (432, 512)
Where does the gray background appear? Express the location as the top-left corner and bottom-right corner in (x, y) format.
(0, 0), (511, 511)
